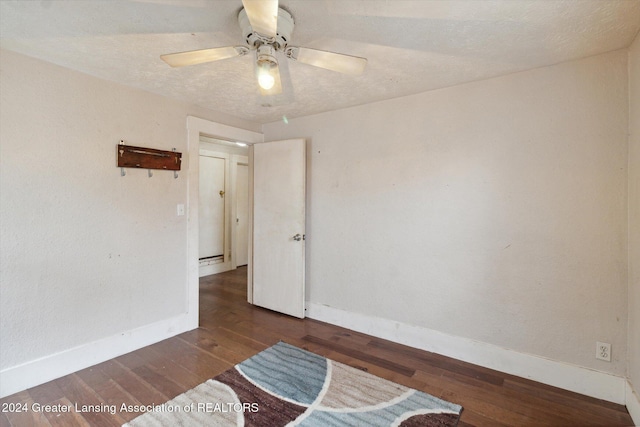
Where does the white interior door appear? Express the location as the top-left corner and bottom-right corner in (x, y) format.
(199, 155), (226, 260)
(251, 139), (306, 318)
(235, 163), (249, 267)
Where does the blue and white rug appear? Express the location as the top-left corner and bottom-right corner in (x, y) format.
(125, 341), (462, 426)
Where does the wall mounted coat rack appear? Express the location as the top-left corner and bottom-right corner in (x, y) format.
(117, 141), (181, 178)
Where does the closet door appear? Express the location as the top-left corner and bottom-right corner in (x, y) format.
(199, 154), (226, 262)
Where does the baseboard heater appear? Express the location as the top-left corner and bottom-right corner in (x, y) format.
(199, 255), (224, 266)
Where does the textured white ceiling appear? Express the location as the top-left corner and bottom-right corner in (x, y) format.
(1, 0), (639, 124)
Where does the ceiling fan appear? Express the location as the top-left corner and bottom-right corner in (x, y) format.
(160, 0), (367, 96)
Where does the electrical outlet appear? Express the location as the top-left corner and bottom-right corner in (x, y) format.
(596, 342), (611, 362)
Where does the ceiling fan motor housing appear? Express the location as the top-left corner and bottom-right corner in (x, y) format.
(238, 7), (294, 51)
(256, 44), (278, 72)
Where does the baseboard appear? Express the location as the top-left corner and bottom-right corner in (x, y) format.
(0, 313), (196, 399)
(627, 380), (640, 426)
(306, 302), (626, 405)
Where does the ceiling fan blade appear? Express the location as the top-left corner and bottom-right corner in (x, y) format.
(160, 46), (244, 68)
(287, 47), (367, 75)
(241, 0), (279, 38)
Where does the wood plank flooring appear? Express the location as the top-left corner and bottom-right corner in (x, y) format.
(1, 267), (634, 426)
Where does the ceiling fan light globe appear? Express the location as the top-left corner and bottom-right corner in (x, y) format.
(258, 70), (276, 90)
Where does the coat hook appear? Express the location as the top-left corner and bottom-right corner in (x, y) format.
(172, 148), (178, 178)
(148, 169), (153, 178)
(120, 140), (126, 176)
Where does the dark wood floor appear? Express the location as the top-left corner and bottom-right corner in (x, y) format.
(1, 267), (634, 426)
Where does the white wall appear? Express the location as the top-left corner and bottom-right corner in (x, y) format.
(264, 50), (629, 376)
(628, 32), (640, 416)
(0, 49), (260, 396)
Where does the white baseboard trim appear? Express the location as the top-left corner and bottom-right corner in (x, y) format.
(627, 380), (640, 426)
(306, 302), (626, 405)
(0, 313), (196, 399)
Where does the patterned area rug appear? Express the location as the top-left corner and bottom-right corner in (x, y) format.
(125, 341), (462, 426)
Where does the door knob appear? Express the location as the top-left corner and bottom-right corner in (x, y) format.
(293, 234), (302, 241)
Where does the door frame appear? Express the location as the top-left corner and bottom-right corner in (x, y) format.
(232, 157), (250, 269)
(186, 116), (263, 328)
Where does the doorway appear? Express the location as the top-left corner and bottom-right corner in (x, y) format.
(186, 116), (263, 328)
(198, 136), (249, 277)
